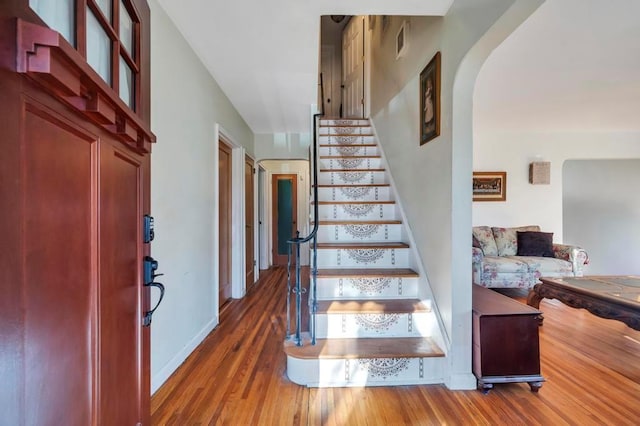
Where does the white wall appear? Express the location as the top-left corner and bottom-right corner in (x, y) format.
(472, 132), (640, 236)
(149, 0), (254, 393)
(368, 1), (542, 389)
(564, 159), (640, 275)
(259, 160), (311, 266)
(254, 133), (311, 160)
(473, 0), (640, 244)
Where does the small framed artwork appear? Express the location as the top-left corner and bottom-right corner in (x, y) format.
(419, 51), (441, 145)
(396, 21), (409, 59)
(473, 171), (507, 202)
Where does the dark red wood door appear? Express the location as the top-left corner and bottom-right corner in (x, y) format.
(23, 99), (97, 426)
(99, 144), (145, 424)
(0, 2), (153, 424)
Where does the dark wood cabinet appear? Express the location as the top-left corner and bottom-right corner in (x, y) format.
(472, 285), (544, 393)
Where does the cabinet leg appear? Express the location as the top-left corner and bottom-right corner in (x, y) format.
(529, 382), (543, 392)
(478, 381), (493, 394)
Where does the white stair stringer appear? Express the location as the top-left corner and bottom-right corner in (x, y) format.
(285, 118), (447, 387)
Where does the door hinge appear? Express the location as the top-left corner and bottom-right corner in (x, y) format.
(254, 260), (257, 266)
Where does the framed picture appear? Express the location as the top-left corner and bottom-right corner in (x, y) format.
(396, 21), (409, 59)
(473, 171), (507, 202)
(419, 51), (441, 145)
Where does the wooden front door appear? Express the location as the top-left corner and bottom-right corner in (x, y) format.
(245, 156), (255, 286)
(272, 174), (298, 266)
(0, 2), (153, 424)
(219, 141), (233, 306)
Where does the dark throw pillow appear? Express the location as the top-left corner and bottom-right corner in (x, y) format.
(516, 231), (554, 257)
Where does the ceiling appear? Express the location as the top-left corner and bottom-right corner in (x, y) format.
(156, 0), (453, 134)
(157, 0), (640, 135)
(475, 0), (640, 132)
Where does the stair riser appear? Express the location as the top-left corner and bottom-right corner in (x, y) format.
(320, 127), (371, 136)
(286, 356), (446, 387)
(319, 135), (376, 145)
(316, 248), (410, 269)
(315, 204), (398, 221)
(316, 186), (392, 202)
(318, 171), (387, 185)
(319, 146), (379, 156)
(316, 312), (431, 339)
(316, 276), (418, 300)
(316, 224), (402, 243)
(320, 119), (369, 126)
(319, 157), (383, 170)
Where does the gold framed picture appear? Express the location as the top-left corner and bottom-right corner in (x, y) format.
(419, 51), (441, 145)
(473, 171), (506, 202)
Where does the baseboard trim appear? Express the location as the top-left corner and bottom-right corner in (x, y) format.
(151, 316), (218, 394)
(445, 372), (477, 390)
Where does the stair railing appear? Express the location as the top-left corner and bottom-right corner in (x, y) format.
(286, 73), (324, 347)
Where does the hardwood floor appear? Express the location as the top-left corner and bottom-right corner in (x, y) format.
(151, 269), (640, 425)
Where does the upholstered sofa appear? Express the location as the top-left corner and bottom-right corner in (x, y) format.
(472, 225), (589, 289)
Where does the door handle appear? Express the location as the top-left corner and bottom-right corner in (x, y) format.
(143, 255), (165, 327)
(143, 281), (165, 327)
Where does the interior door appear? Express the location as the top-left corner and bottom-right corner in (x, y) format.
(0, 1), (153, 423)
(245, 156), (255, 286)
(219, 141), (233, 305)
(272, 174), (298, 266)
(342, 16), (365, 118)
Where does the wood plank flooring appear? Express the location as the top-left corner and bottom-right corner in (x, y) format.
(151, 268), (640, 425)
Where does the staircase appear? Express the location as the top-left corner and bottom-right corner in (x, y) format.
(285, 118), (447, 387)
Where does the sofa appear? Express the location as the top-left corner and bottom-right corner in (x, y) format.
(472, 225), (589, 289)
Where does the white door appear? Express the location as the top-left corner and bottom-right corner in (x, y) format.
(342, 16), (365, 118)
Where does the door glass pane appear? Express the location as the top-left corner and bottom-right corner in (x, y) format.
(119, 55), (134, 108)
(94, 0), (112, 23)
(86, 10), (112, 85)
(277, 179), (293, 255)
(119, 0), (134, 56)
(29, 0), (75, 46)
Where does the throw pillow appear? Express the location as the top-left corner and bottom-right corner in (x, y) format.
(517, 231), (554, 257)
(472, 226), (498, 256)
(492, 225), (540, 256)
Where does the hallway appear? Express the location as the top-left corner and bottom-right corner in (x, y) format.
(151, 267), (640, 425)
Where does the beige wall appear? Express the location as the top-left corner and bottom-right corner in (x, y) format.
(149, 0), (254, 393)
(368, 0), (545, 388)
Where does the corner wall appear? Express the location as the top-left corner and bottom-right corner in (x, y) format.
(149, 0), (254, 393)
(368, 0), (543, 388)
(472, 0), (640, 257)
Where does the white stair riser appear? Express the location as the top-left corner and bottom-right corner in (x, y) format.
(316, 224), (402, 243)
(319, 146), (379, 156)
(316, 276), (419, 300)
(315, 204), (398, 221)
(318, 171), (387, 185)
(316, 312), (431, 338)
(316, 186), (392, 202)
(316, 248), (410, 269)
(319, 157), (383, 170)
(320, 119), (369, 126)
(320, 127), (371, 136)
(319, 135), (376, 145)
(286, 356), (446, 387)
